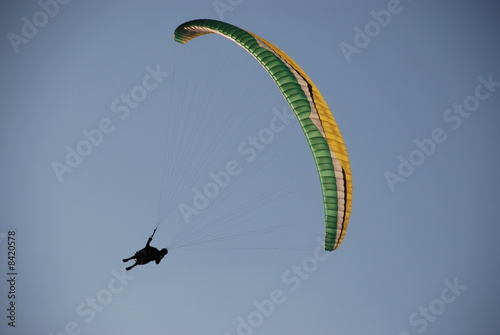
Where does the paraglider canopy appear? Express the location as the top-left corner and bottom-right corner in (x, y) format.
(174, 19), (353, 251)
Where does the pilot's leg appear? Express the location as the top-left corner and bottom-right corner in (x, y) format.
(126, 262), (138, 271)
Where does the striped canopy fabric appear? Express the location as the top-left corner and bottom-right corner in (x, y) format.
(174, 19), (353, 251)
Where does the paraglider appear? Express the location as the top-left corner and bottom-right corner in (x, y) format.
(123, 229), (168, 271)
(174, 19), (353, 251)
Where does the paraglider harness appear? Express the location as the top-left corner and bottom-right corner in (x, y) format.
(123, 228), (168, 271)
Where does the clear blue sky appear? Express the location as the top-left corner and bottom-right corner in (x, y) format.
(1, 1), (499, 334)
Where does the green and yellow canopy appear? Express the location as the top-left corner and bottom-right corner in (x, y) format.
(174, 19), (353, 251)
